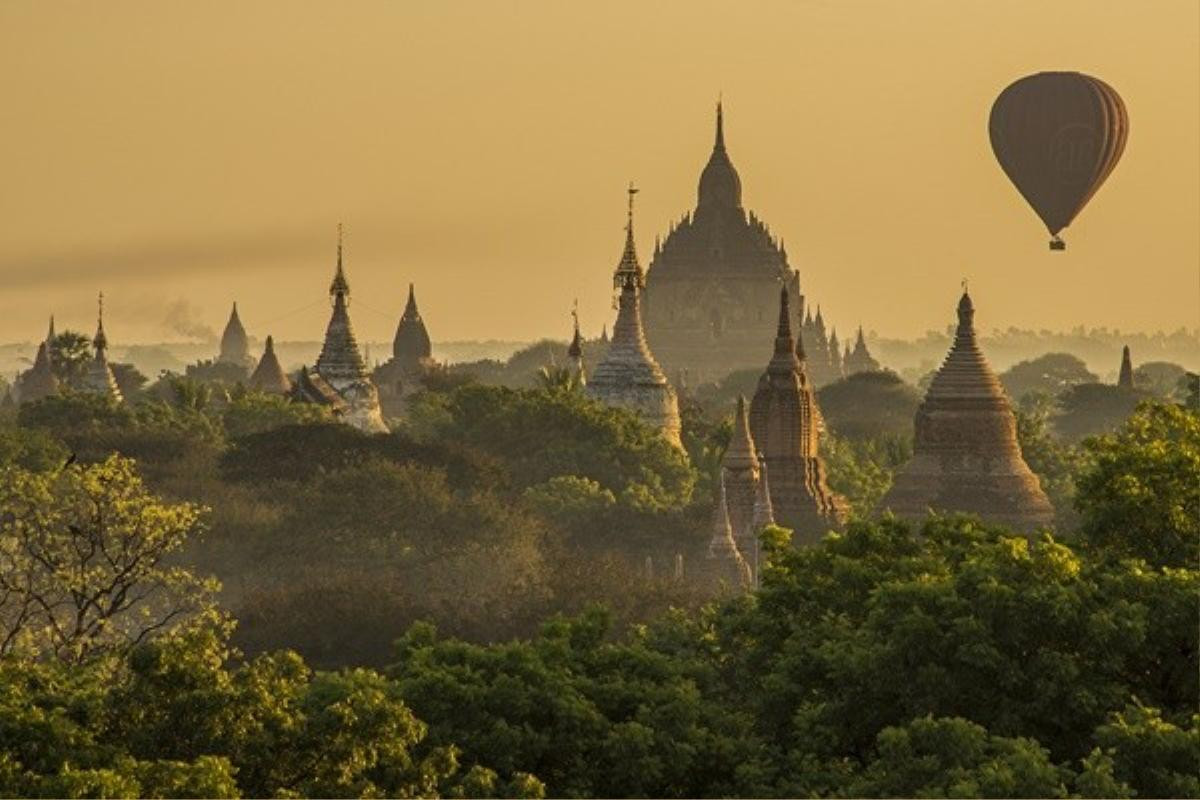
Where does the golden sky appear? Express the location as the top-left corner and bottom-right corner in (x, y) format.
(1, 0), (1196, 345)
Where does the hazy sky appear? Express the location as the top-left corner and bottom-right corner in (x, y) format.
(1, 0), (1197, 346)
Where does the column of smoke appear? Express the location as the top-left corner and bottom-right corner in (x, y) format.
(161, 299), (217, 343)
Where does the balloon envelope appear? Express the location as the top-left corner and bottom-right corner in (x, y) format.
(989, 72), (1128, 243)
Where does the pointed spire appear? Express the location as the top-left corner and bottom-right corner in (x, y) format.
(1118, 345), (1134, 389)
(394, 283), (431, 365)
(249, 335), (292, 394)
(93, 292), (108, 353)
(219, 301), (251, 366)
(714, 98), (726, 152)
(707, 473), (752, 590)
(20, 341), (59, 403)
(46, 315), (56, 345)
(752, 456), (775, 532)
(615, 183), (644, 290)
(723, 395), (759, 470)
(769, 286), (800, 372)
(329, 223), (350, 300)
(568, 302), (583, 359)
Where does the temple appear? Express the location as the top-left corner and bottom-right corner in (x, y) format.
(720, 395), (761, 561)
(880, 290), (1054, 531)
(702, 475), (752, 591)
(1117, 345), (1134, 388)
(83, 293), (122, 402)
(374, 283), (436, 413)
(567, 307), (586, 387)
(586, 186), (683, 449)
(218, 302), (254, 369)
(18, 341), (58, 403)
(642, 103), (852, 386)
(303, 227), (387, 432)
(748, 287), (847, 543)
(843, 326), (881, 375)
(248, 335), (291, 394)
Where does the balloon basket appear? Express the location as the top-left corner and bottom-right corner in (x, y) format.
(1049, 237), (1065, 251)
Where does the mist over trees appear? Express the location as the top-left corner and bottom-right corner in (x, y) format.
(0, 339), (1196, 798)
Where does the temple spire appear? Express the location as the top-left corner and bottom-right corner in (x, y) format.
(330, 223), (350, 300)
(1118, 345), (1134, 389)
(93, 292), (108, 353)
(714, 99), (725, 152)
(615, 183), (644, 290)
(46, 315), (56, 344)
(769, 287), (800, 371)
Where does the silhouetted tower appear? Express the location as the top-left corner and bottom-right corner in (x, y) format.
(249, 335), (292, 394)
(748, 287), (847, 543)
(218, 302), (253, 368)
(393, 283), (432, 370)
(1118, 345), (1134, 389)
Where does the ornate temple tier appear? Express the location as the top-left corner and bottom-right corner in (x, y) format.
(881, 291), (1054, 531)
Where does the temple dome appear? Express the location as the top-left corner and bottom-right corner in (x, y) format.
(697, 102), (742, 212)
(393, 284), (432, 366)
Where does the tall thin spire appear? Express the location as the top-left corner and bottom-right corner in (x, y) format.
(1118, 345), (1134, 389)
(330, 223), (350, 300)
(714, 99), (725, 152)
(93, 292), (108, 352)
(770, 286), (800, 372)
(615, 183), (644, 290)
(46, 315), (56, 345)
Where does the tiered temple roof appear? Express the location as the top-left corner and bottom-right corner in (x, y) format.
(748, 287), (847, 543)
(881, 290), (1054, 531)
(248, 335), (291, 394)
(586, 187), (683, 449)
(83, 294), (122, 402)
(313, 227), (387, 433)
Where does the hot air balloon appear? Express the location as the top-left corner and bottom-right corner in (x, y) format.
(989, 72), (1128, 250)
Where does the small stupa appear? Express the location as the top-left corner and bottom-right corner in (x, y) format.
(248, 335), (291, 394)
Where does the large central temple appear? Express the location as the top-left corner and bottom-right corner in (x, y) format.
(644, 104), (830, 384)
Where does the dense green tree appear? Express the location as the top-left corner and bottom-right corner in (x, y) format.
(390, 608), (766, 798)
(1075, 402), (1199, 568)
(816, 371), (922, 440)
(0, 455), (217, 662)
(0, 422), (67, 471)
(47, 330), (93, 389)
(1013, 394), (1082, 525)
(220, 391), (331, 438)
(999, 353), (1098, 401)
(406, 384), (694, 510)
(110, 361), (150, 400)
(1134, 361), (1187, 398)
(820, 432), (911, 517)
(1054, 382), (1146, 441)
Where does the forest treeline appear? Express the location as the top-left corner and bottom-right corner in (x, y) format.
(0, 344), (1197, 798)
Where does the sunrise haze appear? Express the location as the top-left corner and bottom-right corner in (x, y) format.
(1, 0), (1196, 346)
